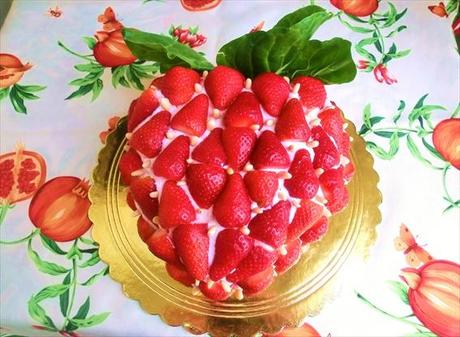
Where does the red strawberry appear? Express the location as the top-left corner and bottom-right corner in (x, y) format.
(186, 164), (227, 209)
(343, 157), (355, 181)
(192, 128), (227, 166)
(119, 149), (142, 185)
(222, 127), (256, 170)
(210, 229), (253, 281)
(252, 72), (290, 117)
(126, 98), (138, 131)
(319, 168), (349, 213)
(126, 192), (136, 210)
(146, 229), (179, 264)
(159, 180), (196, 228)
(153, 66), (200, 105)
(153, 135), (190, 180)
(224, 92), (263, 128)
(248, 200), (291, 248)
(250, 131), (290, 169)
(287, 199), (324, 240)
(213, 174), (251, 228)
(128, 88), (159, 132)
(318, 106), (350, 154)
(300, 216), (329, 244)
(204, 65), (244, 109)
(275, 239), (301, 274)
(284, 151), (319, 199)
(238, 266), (274, 296)
(292, 76), (326, 110)
(311, 126), (340, 170)
(137, 216), (155, 242)
(275, 99), (310, 141)
(171, 94), (209, 136)
(199, 281), (231, 301)
(227, 246), (277, 282)
(243, 170), (278, 208)
(130, 177), (159, 220)
(173, 223), (209, 280)
(130, 110), (171, 158)
(166, 263), (195, 286)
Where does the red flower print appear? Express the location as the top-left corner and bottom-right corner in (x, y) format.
(357, 60), (371, 70)
(373, 64), (397, 84)
(169, 25), (207, 48)
(250, 21), (265, 33)
(330, 0), (378, 17)
(99, 116), (121, 144)
(93, 7), (136, 67)
(428, 2), (448, 18)
(432, 118), (460, 170)
(400, 260), (460, 337)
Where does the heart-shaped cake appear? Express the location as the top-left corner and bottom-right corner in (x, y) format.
(119, 64), (355, 300)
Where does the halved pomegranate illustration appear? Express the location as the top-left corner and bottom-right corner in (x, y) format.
(0, 54), (32, 88)
(29, 176), (92, 242)
(0, 144), (46, 204)
(180, 0), (222, 11)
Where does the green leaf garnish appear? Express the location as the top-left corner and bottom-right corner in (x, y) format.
(216, 5), (356, 83)
(122, 28), (214, 72)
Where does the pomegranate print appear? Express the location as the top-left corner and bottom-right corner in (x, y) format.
(400, 260), (460, 337)
(29, 176), (92, 242)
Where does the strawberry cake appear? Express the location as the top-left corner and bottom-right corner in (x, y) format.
(119, 65), (355, 301)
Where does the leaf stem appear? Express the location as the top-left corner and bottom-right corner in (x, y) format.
(356, 292), (426, 329)
(371, 15), (386, 63)
(441, 165), (457, 205)
(58, 41), (95, 62)
(62, 255), (78, 331)
(371, 127), (419, 133)
(0, 203), (13, 227)
(0, 228), (39, 245)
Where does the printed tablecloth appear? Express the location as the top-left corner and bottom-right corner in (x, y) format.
(1, 1), (459, 336)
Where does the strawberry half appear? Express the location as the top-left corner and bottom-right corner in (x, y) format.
(166, 263), (195, 286)
(252, 72), (290, 117)
(126, 192), (136, 210)
(145, 228), (179, 264)
(238, 266), (274, 296)
(210, 229), (253, 281)
(159, 180), (196, 228)
(319, 106), (350, 155)
(227, 246), (277, 282)
(224, 92), (263, 128)
(153, 135), (190, 180)
(186, 164), (227, 209)
(300, 216), (329, 244)
(119, 149), (142, 185)
(128, 88), (159, 132)
(130, 110), (171, 158)
(171, 94), (209, 136)
(137, 216), (155, 242)
(248, 200), (291, 248)
(192, 128), (227, 166)
(284, 150), (319, 200)
(275, 238), (301, 274)
(173, 223), (209, 280)
(213, 173), (251, 228)
(153, 66), (200, 105)
(222, 127), (256, 170)
(250, 131), (290, 169)
(292, 76), (326, 110)
(199, 281), (231, 301)
(311, 126), (340, 170)
(244, 170), (278, 208)
(319, 168), (349, 213)
(204, 65), (244, 109)
(275, 99), (310, 141)
(130, 177), (159, 220)
(287, 199), (324, 240)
